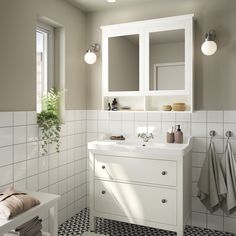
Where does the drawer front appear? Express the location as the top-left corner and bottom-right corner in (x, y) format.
(94, 180), (177, 226)
(95, 155), (176, 186)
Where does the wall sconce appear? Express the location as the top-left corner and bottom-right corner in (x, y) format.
(201, 30), (217, 56)
(84, 43), (100, 64)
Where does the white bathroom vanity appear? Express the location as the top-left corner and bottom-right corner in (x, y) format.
(88, 138), (192, 236)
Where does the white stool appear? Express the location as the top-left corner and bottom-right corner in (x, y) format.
(82, 233), (105, 236)
(0, 192), (60, 236)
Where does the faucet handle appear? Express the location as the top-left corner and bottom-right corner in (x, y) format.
(138, 133), (144, 138)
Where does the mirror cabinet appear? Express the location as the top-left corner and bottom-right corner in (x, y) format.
(101, 14), (194, 112)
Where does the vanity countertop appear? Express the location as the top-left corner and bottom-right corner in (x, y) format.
(88, 137), (192, 157)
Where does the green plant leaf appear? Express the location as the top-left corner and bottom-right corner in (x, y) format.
(37, 88), (63, 155)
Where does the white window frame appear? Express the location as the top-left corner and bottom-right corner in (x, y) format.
(36, 22), (54, 112)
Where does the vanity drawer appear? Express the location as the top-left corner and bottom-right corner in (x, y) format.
(94, 155), (177, 186)
(94, 179), (177, 226)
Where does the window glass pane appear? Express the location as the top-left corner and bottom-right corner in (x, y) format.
(36, 29), (48, 112)
(36, 23), (54, 113)
(37, 31), (44, 53)
(36, 31), (43, 112)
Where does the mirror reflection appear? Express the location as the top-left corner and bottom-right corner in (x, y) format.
(108, 35), (139, 92)
(149, 29), (185, 91)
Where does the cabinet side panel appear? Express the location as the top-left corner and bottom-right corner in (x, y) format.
(183, 151), (192, 224)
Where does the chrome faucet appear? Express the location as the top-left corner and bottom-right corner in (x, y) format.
(138, 133), (154, 142)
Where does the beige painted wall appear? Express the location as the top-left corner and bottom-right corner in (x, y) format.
(86, 0), (236, 110)
(0, 0), (86, 111)
(109, 36), (139, 91)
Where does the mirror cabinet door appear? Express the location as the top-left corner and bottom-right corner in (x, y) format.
(149, 29), (185, 91)
(108, 34), (139, 92)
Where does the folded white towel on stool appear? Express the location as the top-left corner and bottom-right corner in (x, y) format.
(0, 187), (40, 220)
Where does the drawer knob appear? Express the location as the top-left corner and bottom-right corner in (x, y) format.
(102, 165), (106, 169)
(161, 199), (167, 204)
(161, 171), (167, 175)
(101, 190), (106, 194)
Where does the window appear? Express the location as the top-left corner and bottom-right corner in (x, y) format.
(36, 22), (54, 112)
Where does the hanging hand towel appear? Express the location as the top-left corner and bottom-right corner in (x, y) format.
(197, 141), (227, 213)
(221, 141), (236, 214)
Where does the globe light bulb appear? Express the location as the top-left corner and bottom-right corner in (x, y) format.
(84, 50), (97, 64)
(201, 40), (217, 56)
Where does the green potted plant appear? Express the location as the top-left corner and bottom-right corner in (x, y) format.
(37, 88), (62, 155)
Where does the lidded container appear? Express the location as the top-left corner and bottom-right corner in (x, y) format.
(166, 127), (174, 143)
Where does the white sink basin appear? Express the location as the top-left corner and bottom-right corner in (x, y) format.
(88, 137), (192, 156)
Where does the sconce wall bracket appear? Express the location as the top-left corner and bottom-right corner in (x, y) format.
(91, 43), (100, 52)
(84, 43), (100, 64)
(205, 30), (216, 41)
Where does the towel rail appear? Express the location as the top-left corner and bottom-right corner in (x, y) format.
(225, 130), (233, 138)
(209, 130), (216, 137)
(209, 130), (216, 143)
(225, 130), (233, 145)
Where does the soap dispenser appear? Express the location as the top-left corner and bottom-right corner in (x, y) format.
(112, 98), (118, 111)
(174, 125), (183, 144)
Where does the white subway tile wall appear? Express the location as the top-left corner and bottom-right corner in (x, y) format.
(0, 110), (87, 231)
(86, 110), (236, 234)
(1, 110), (236, 233)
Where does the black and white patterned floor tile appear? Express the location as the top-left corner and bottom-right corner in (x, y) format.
(58, 208), (234, 236)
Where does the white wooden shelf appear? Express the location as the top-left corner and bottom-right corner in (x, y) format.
(0, 192), (60, 236)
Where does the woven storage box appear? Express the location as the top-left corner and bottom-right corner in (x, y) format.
(172, 103), (186, 111)
(162, 105), (172, 111)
